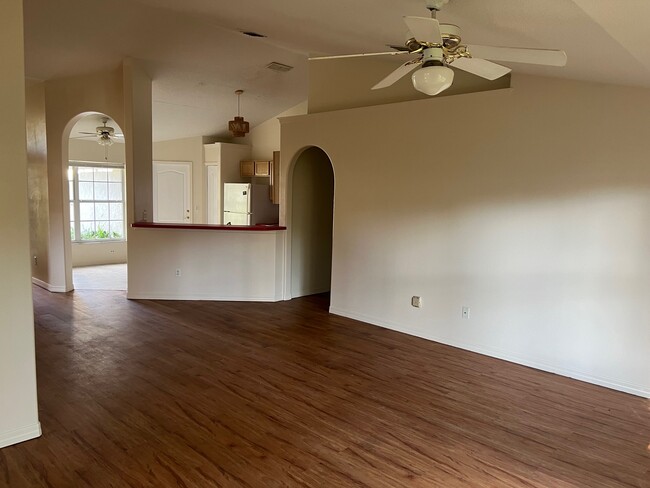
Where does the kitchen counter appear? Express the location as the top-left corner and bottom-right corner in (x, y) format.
(131, 222), (285, 231)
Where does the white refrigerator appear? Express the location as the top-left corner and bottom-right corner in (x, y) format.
(223, 183), (279, 225)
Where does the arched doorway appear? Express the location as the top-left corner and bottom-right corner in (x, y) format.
(289, 146), (335, 300)
(65, 113), (127, 291)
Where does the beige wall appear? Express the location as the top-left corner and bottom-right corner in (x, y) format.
(281, 74), (650, 397)
(290, 147), (334, 297)
(0, 0), (41, 448)
(69, 138), (126, 164)
(26, 80), (50, 285)
(36, 60), (151, 291)
(153, 136), (205, 222)
(249, 101), (307, 160)
(43, 68), (125, 291)
(71, 242), (127, 267)
(123, 59), (153, 225)
(204, 142), (252, 224)
(152, 138), (250, 224)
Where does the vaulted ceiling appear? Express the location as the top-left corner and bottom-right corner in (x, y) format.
(23, 0), (650, 141)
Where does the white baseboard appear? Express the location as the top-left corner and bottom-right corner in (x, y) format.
(32, 277), (67, 293)
(0, 422), (42, 449)
(329, 307), (650, 399)
(126, 292), (279, 302)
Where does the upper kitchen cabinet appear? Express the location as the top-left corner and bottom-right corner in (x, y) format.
(241, 160), (271, 178)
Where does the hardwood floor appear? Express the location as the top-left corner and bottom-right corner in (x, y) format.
(1, 287), (648, 487)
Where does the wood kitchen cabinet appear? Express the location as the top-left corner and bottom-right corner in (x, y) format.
(241, 160), (271, 177)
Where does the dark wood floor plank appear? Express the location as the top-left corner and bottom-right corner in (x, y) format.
(0, 287), (648, 487)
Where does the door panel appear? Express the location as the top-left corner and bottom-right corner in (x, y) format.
(153, 161), (191, 223)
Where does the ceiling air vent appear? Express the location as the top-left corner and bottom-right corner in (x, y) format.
(266, 62), (294, 72)
(241, 31), (266, 38)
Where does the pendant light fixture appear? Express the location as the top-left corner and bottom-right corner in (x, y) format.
(228, 89), (250, 137)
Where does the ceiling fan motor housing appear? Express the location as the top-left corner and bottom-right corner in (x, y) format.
(413, 46), (455, 96)
(422, 47), (445, 66)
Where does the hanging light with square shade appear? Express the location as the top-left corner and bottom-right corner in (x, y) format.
(228, 89), (250, 137)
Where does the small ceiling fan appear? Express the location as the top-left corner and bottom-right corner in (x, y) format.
(76, 117), (124, 146)
(310, 0), (567, 96)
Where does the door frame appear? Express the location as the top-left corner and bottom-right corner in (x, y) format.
(205, 163), (221, 224)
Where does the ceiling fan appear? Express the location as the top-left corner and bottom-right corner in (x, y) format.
(76, 117), (124, 146)
(310, 0), (567, 96)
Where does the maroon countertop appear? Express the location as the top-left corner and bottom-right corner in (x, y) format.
(132, 222), (286, 231)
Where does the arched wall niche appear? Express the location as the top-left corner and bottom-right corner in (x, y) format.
(285, 145), (335, 300)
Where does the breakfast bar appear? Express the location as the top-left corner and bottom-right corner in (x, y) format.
(131, 222), (286, 231)
(127, 222), (286, 301)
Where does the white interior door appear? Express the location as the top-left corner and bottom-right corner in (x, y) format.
(153, 161), (192, 223)
(206, 164), (220, 224)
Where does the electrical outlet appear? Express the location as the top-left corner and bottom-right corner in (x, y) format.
(411, 296), (422, 308)
(175, 269), (181, 277)
(462, 306), (470, 319)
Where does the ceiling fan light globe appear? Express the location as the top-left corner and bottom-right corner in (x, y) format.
(98, 134), (114, 146)
(411, 65), (454, 96)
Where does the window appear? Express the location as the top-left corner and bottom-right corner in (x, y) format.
(68, 163), (126, 242)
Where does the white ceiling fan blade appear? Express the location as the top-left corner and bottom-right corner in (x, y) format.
(310, 51), (412, 61)
(404, 16), (442, 44)
(372, 60), (421, 90)
(467, 45), (567, 66)
(451, 57), (511, 80)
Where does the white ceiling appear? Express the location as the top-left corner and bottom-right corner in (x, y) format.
(23, 0), (650, 142)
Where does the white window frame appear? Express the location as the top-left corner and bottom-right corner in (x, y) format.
(68, 161), (126, 243)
